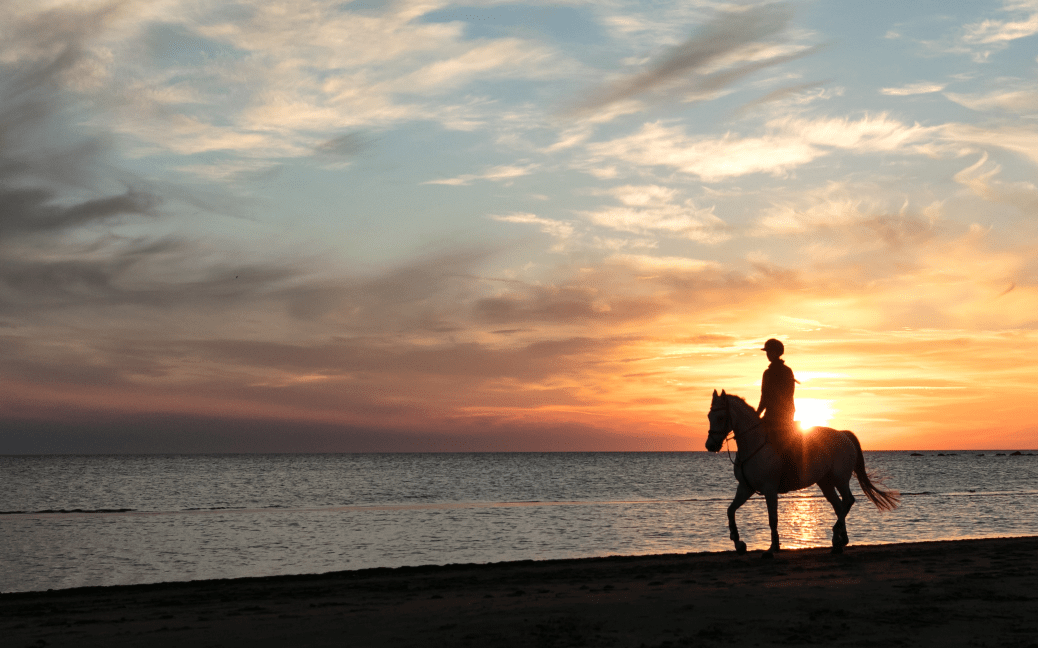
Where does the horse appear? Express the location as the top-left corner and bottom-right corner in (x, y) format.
(705, 390), (899, 556)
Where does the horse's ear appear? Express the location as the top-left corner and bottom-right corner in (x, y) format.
(721, 389), (727, 397)
(712, 389), (718, 400)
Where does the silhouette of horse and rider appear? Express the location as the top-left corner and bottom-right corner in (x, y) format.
(705, 339), (899, 556)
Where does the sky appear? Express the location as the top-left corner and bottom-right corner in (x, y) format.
(2, 0), (1038, 453)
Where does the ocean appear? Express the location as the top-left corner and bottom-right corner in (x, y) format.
(1, 452), (1035, 593)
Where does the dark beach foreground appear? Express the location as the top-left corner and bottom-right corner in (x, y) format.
(3, 536), (1036, 648)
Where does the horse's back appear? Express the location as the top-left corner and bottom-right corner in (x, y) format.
(805, 426), (857, 449)
(804, 426), (858, 480)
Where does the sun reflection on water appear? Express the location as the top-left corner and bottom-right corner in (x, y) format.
(778, 497), (834, 549)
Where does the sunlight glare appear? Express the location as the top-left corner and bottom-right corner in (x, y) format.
(794, 398), (835, 429)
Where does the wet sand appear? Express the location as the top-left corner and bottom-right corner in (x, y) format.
(3, 536), (1036, 647)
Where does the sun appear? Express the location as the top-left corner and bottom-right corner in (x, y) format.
(794, 399), (835, 429)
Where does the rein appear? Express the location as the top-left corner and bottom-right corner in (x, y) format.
(731, 426), (767, 468)
(716, 396), (767, 468)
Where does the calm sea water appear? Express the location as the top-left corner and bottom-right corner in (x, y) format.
(1, 452), (1036, 593)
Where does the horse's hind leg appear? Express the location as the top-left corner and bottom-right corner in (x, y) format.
(764, 487), (780, 554)
(835, 481), (855, 546)
(727, 483), (754, 554)
(819, 482), (849, 553)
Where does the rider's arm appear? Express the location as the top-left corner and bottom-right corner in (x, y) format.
(757, 371), (768, 414)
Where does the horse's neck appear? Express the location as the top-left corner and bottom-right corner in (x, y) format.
(729, 400), (763, 446)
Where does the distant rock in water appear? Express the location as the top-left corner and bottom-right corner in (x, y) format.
(1010, 451), (1023, 456)
(910, 452), (924, 456)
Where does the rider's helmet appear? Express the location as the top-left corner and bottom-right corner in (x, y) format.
(761, 338), (784, 355)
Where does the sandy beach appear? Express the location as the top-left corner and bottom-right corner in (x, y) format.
(3, 536), (1036, 647)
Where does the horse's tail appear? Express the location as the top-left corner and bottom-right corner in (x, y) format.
(845, 431), (900, 511)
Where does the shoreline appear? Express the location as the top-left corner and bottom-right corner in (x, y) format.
(3, 536), (1036, 647)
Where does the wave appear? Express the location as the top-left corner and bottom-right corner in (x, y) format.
(0, 507), (136, 515)
(4, 488), (1038, 517)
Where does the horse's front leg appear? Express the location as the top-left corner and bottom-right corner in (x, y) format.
(764, 486), (780, 555)
(727, 482), (754, 555)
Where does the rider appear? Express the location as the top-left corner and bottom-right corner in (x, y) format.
(756, 339), (799, 467)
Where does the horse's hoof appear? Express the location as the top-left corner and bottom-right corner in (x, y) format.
(761, 551), (774, 560)
(735, 541), (747, 555)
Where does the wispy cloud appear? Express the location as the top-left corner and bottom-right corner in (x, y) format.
(775, 114), (935, 151)
(587, 114), (930, 182)
(569, 3), (818, 115)
(963, 4), (1038, 43)
(953, 153), (1038, 213)
(606, 254), (718, 274)
(588, 122), (819, 181)
(579, 185), (729, 243)
(489, 213), (576, 252)
(423, 163), (539, 186)
(880, 81), (947, 96)
(57, 0), (569, 167)
(756, 184), (941, 255)
(944, 123), (1038, 165)
(736, 79), (835, 113)
(945, 87), (1038, 112)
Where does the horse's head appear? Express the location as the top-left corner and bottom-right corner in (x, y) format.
(705, 389), (732, 452)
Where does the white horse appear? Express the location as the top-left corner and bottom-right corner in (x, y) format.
(705, 390), (899, 555)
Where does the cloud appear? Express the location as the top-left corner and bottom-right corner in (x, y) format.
(963, 7), (1038, 44)
(0, 2), (503, 343)
(945, 1), (1038, 61)
(588, 114), (935, 182)
(0, 7), (336, 323)
(569, 3), (817, 115)
(953, 153), (1038, 213)
(473, 277), (667, 326)
(593, 112), (942, 180)
(774, 114), (934, 151)
(315, 132), (371, 157)
(33, 1), (569, 165)
(584, 205), (727, 241)
(423, 163), (538, 186)
(881, 82), (947, 96)
(389, 38), (560, 93)
(0, 187), (157, 237)
(579, 184), (729, 243)
(489, 213), (576, 251)
(755, 182), (942, 260)
(736, 79), (834, 113)
(680, 44), (826, 100)
(945, 88), (1038, 112)
(944, 123), (1038, 166)
(605, 254), (718, 274)
(588, 122), (818, 181)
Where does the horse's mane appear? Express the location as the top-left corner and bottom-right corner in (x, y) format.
(724, 393), (761, 420)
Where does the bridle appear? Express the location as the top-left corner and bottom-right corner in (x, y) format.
(710, 394), (767, 468)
